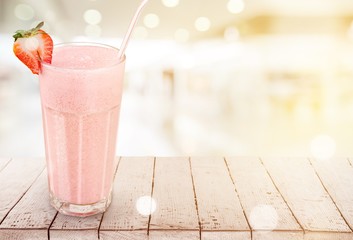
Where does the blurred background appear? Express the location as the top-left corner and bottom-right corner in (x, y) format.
(1, 0), (353, 158)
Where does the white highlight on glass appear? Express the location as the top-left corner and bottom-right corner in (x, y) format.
(85, 24), (102, 37)
(195, 17), (211, 32)
(14, 4), (35, 21)
(224, 26), (240, 41)
(83, 9), (102, 25)
(136, 196), (157, 216)
(143, 13), (160, 29)
(175, 28), (190, 42)
(249, 204), (278, 230)
(162, 0), (179, 8)
(310, 134), (336, 160)
(227, 0), (245, 14)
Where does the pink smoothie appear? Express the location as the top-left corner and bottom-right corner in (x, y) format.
(39, 44), (125, 206)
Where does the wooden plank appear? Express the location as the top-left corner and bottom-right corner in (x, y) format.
(190, 157), (250, 240)
(50, 214), (101, 240)
(202, 231), (250, 240)
(100, 231), (147, 240)
(0, 158), (11, 172)
(0, 170), (56, 240)
(253, 231), (304, 240)
(99, 157), (154, 240)
(261, 157), (351, 234)
(149, 157), (199, 240)
(149, 230), (199, 240)
(310, 157), (353, 230)
(0, 230), (47, 240)
(0, 158), (45, 223)
(50, 230), (99, 240)
(304, 231), (353, 240)
(226, 157), (303, 239)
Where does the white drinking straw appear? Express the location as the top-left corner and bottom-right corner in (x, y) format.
(117, 0), (149, 59)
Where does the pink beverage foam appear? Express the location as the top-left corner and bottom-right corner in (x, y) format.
(39, 44), (125, 205)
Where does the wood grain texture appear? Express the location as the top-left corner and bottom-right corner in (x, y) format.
(0, 170), (56, 230)
(149, 230), (199, 240)
(0, 158), (45, 223)
(349, 158), (353, 166)
(0, 229), (47, 240)
(310, 157), (353, 230)
(0, 158), (11, 172)
(100, 230), (147, 240)
(253, 230), (304, 240)
(50, 229), (98, 240)
(261, 157), (351, 233)
(190, 157), (249, 238)
(304, 231), (353, 240)
(51, 213), (102, 230)
(50, 214), (102, 240)
(99, 157), (154, 239)
(202, 231), (250, 240)
(149, 157), (199, 238)
(2, 156), (353, 239)
(226, 156), (302, 240)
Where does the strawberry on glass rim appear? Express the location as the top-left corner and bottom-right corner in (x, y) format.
(13, 21), (53, 74)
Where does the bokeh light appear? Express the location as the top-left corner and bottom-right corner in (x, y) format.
(310, 134), (336, 160)
(249, 204), (278, 230)
(83, 9), (102, 25)
(162, 0), (179, 8)
(136, 196), (157, 216)
(227, 0), (245, 14)
(14, 4), (35, 21)
(143, 13), (160, 29)
(195, 17), (211, 32)
(4, 0), (353, 158)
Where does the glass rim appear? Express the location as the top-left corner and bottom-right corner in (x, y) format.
(40, 42), (126, 72)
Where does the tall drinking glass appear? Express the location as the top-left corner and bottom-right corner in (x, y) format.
(39, 43), (125, 216)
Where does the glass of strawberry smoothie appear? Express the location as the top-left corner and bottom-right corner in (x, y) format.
(39, 42), (125, 216)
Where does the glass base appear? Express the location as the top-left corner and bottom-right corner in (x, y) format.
(49, 192), (112, 217)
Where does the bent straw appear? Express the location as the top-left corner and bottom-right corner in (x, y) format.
(117, 0), (149, 59)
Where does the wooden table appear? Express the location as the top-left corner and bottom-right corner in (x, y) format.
(0, 156), (353, 240)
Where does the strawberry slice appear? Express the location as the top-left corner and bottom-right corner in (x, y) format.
(13, 22), (53, 74)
